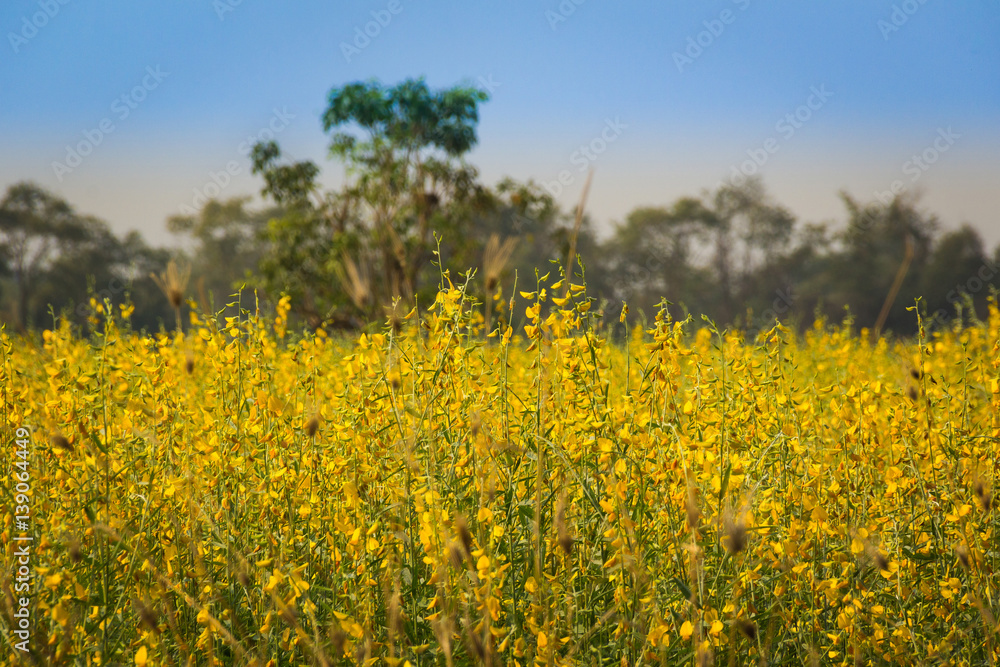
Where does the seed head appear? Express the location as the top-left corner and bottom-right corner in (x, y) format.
(860, 535), (890, 572)
(735, 618), (757, 641)
(340, 255), (371, 312)
(133, 599), (159, 633)
(50, 434), (73, 452)
(328, 628), (347, 657)
(558, 531), (574, 557)
(723, 510), (747, 555)
(483, 233), (518, 297)
(68, 537), (82, 564)
(973, 479), (992, 512)
(448, 543), (465, 569)
(454, 515), (474, 558)
(686, 484), (701, 530)
(354, 637), (370, 664)
(305, 415), (320, 438)
(387, 589), (402, 637)
(151, 260), (191, 310)
(555, 493), (574, 556)
(466, 627), (487, 660)
(956, 545), (970, 570)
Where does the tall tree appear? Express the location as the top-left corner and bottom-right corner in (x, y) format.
(603, 198), (717, 320)
(0, 182), (173, 331)
(921, 224), (992, 324)
(0, 182), (88, 329)
(710, 178), (796, 322)
(167, 196), (278, 313)
(830, 192), (936, 332)
(251, 78), (490, 327)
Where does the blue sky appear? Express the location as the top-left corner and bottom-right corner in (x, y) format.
(2, 0), (999, 247)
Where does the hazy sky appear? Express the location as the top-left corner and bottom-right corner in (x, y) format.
(2, 1), (999, 248)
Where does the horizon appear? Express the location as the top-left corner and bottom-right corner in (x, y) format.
(2, 1), (999, 248)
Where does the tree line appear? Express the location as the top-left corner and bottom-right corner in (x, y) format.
(2, 78), (998, 337)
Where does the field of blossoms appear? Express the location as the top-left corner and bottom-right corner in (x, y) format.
(1, 275), (998, 666)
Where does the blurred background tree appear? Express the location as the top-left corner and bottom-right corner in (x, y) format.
(166, 196), (279, 315)
(0, 182), (171, 332)
(250, 77), (497, 328)
(2, 79), (999, 338)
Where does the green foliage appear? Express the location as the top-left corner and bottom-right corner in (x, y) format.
(3, 85), (1000, 339)
(251, 78), (496, 327)
(167, 197), (277, 315)
(322, 78), (488, 159)
(249, 142), (321, 210)
(0, 182), (171, 332)
(601, 179), (999, 338)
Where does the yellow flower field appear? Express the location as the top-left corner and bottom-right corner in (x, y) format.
(1, 276), (998, 666)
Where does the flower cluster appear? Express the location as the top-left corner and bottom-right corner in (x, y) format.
(0, 279), (998, 665)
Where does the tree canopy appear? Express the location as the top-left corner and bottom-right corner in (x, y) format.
(2, 79), (998, 339)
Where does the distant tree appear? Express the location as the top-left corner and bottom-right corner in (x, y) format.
(321, 78), (488, 303)
(460, 179), (560, 289)
(32, 225), (172, 332)
(827, 192), (936, 332)
(167, 196), (278, 313)
(603, 177), (797, 326)
(251, 77), (491, 328)
(248, 152), (370, 328)
(921, 225), (995, 325)
(603, 198), (717, 321)
(709, 179), (796, 322)
(0, 182), (89, 329)
(0, 182), (173, 331)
